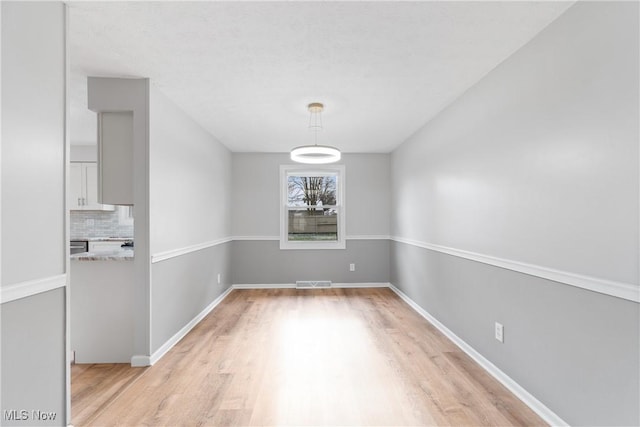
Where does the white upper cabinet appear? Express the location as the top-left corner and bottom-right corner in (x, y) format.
(84, 163), (100, 207)
(70, 162), (114, 211)
(69, 163), (84, 209)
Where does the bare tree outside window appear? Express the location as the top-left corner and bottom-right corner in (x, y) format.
(287, 176), (337, 208)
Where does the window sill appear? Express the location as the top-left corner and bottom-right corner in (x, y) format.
(279, 240), (346, 250)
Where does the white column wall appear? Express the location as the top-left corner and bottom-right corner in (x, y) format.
(1, 2), (68, 425)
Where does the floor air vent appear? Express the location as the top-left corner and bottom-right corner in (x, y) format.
(296, 280), (332, 289)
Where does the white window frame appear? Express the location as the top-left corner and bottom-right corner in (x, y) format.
(280, 164), (345, 250)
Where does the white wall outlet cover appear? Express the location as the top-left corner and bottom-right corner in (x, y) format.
(349, 263), (355, 271)
(495, 322), (504, 343)
(217, 273), (221, 284)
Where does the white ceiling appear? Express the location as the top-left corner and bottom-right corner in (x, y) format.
(68, 1), (573, 153)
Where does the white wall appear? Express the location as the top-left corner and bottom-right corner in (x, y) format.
(2, 2), (66, 285)
(343, 154), (390, 238)
(232, 153), (390, 238)
(390, 2), (639, 425)
(392, 2), (638, 287)
(1, 2), (68, 424)
(149, 87), (232, 254)
(70, 144), (97, 162)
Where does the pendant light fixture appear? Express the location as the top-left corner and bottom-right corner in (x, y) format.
(290, 102), (341, 164)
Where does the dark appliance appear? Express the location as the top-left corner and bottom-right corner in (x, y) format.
(70, 240), (88, 255)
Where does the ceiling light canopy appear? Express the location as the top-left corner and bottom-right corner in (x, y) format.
(290, 102), (341, 164)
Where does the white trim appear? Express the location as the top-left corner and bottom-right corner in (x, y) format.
(346, 235), (391, 240)
(1, 274), (67, 304)
(391, 236), (639, 303)
(130, 355), (151, 367)
(233, 283), (296, 289)
(279, 240), (346, 250)
(231, 235), (390, 241)
(233, 235), (279, 241)
(332, 282), (390, 288)
(63, 4), (72, 424)
(232, 282), (390, 290)
(143, 285), (234, 366)
(151, 237), (233, 263)
(388, 284), (569, 427)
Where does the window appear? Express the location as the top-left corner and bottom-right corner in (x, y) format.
(280, 165), (345, 249)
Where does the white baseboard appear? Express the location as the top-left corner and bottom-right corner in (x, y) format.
(332, 282), (390, 288)
(130, 354), (151, 367)
(233, 283), (296, 289)
(232, 282), (390, 289)
(231, 235), (390, 241)
(131, 285), (234, 367)
(388, 283), (569, 427)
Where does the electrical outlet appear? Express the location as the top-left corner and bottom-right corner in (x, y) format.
(349, 263), (355, 272)
(86, 219), (95, 226)
(217, 273), (221, 285)
(495, 322), (504, 343)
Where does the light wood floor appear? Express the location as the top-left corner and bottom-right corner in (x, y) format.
(71, 288), (546, 426)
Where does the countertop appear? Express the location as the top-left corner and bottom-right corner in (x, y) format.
(71, 248), (134, 261)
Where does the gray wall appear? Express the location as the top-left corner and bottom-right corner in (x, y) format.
(233, 240), (389, 285)
(390, 2), (639, 425)
(1, 290), (67, 426)
(391, 242), (639, 426)
(71, 260), (135, 363)
(151, 243), (232, 352)
(232, 153), (390, 284)
(148, 86), (233, 354)
(1, 2), (68, 424)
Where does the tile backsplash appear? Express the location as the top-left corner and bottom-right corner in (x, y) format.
(71, 208), (134, 239)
